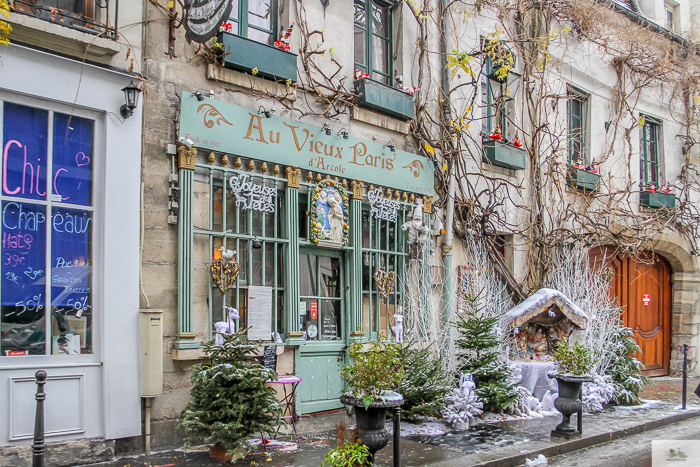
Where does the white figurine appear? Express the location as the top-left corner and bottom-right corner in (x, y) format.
(391, 307), (404, 343)
(214, 306), (240, 345)
(219, 245), (236, 261)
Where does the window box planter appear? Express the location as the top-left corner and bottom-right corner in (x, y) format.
(354, 78), (415, 121)
(640, 191), (675, 208)
(567, 167), (600, 192)
(482, 139), (527, 170)
(216, 32), (298, 83)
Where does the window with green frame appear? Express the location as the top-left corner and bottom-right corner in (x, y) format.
(353, 0), (392, 85)
(202, 160), (287, 341)
(225, 0), (277, 46)
(480, 57), (518, 140)
(567, 86), (588, 164)
(640, 116), (661, 187)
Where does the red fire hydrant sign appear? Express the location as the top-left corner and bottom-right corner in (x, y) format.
(643, 293), (651, 306)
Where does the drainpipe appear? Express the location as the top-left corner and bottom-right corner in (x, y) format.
(440, 0), (456, 331)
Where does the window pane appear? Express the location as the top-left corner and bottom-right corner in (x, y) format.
(247, 28), (273, 45)
(53, 112), (93, 206)
(2, 102), (48, 201)
(264, 242), (274, 286)
(299, 254), (317, 296)
(213, 186), (224, 231)
(371, 3), (388, 36)
(354, 26), (366, 66)
(319, 256), (340, 298)
(248, 0), (271, 29)
(1, 201), (47, 356)
(252, 244), (263, 285)
(51, 208), (92, 355)
(230, 0), (239, 19)
(320, 299), (341, 340)
(373, 36), (389, 74)
(354, 0), (366, 25)
(300, 298), (317, 341)
(362, 211), (370, 248)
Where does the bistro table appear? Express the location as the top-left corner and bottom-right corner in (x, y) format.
(261, 374), (302, 451)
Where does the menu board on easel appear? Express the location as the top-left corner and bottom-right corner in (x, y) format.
(247, 286), (272, 341)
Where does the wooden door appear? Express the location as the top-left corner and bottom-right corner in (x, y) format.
(589, 247), (672, 376)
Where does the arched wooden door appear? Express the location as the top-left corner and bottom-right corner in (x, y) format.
(590, 247), (672, 376)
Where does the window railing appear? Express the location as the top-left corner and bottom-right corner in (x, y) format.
(10, 0), (119, 41)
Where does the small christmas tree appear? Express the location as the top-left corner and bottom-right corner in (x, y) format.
(455, 295), (520, 413)
(397, 343), (454, 422)
(179, 328), (283, 461)
(442, 374), (484, 430)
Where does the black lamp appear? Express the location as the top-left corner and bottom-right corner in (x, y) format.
(338, 128), (349, 139)
(322, 123), (332, 136)
(252, 236), (262, 249)
(259, 106), (274, 118)
(194, 91), (204, 102)
(120, 81), (142, 119)
(384, 142), (395, 153)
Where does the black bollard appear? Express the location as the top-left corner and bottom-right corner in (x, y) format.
(681, 344), (689, 410)
(393, 407), (400, 467)
(33, 370), (47, 467)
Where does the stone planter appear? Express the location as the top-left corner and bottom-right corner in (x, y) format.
(551, 374), (592, 439)
(340, 391), (404, 466)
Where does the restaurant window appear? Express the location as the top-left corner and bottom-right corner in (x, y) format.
(640, 116), (661, 188)
(1, 101), (95, 356)
(567, 86), (589, 165)
(225, 0), (278, 45)
(354, 0), (393, 85)
(361, 204), (411, 339)
(205, 159), (286, 340)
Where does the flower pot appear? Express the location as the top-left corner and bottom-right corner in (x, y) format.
(340, 392), (404, 466)
(551, 374), (592, 440)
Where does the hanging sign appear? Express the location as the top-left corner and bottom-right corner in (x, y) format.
(643, 293), (651, 306)
(368, 188), (400, 223)
(229, 173), (277, 212)
(310, 301), (318, 320)
(184, 0), (233, 44)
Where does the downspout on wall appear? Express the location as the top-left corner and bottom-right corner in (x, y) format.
(440, 0), (456, 331)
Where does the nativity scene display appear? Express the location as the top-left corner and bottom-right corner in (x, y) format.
(310, 179), (349, 248)
(503, 288), (588, 362)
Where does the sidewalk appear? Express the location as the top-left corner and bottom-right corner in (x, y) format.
(80, 377), (700, 467)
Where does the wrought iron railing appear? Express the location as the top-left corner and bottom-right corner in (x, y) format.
(11, 0), (118, 41)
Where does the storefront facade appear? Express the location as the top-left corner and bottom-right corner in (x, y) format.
(0, 45), (142, 460)
(175, 92), (434, 413)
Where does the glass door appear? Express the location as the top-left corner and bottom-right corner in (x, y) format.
(298, 249), (343, 342)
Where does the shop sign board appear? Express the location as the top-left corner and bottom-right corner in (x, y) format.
(179, 93), (435, 196)
(229, 173), (277, 212)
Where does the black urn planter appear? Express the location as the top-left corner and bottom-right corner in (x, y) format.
(551, 374), (592, 440)
(340, 391), (404, 466)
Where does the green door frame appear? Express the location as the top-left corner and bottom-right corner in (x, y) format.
(295, 247), (349, 414)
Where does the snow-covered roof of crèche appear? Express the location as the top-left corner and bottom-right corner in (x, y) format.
(503, 288), (588, 330)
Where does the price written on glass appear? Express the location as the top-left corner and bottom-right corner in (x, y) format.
(368, 188), (400, 223)
(229, 173), (277, 213)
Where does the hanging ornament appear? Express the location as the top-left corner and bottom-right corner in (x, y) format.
(210, 247), (240, 294)
(373, 269), (397, 298)
(512, 130), (523, 147)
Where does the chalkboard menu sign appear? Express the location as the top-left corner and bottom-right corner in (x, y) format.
(262, 345), (277, 372)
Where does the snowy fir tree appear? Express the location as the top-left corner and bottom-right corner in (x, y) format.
(608, 326), (651, 404)
(441, 374), (483, 430)
(179, 328), (283, 460)
(397, 343), (454, 421)
(455, 294), (520, 413)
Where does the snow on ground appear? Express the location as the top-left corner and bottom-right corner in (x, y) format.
(614, 399), (663, 410)
(480, 410), (560, 424)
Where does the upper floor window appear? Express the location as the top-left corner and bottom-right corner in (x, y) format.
(665, 1), (677, 30)
(225, 0), (277, 45)
(354, 0), (392, 85)
(12, 0), (117, 39)
(567, 86), (589, 164)
(640, 116), (661, 188)
(480, 56), (519, 141)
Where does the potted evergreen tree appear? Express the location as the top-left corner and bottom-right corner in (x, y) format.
(340, 341), (404, 466)
(550, 339), (593, 439)
(179, 328), (284, 461)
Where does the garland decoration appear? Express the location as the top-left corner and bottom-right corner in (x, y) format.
(373, 269), (397, 298)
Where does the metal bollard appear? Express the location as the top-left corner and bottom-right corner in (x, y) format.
(33, 370), (47, 467)
(681, 344), (689, 410)
(393, 407), (401, 467)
